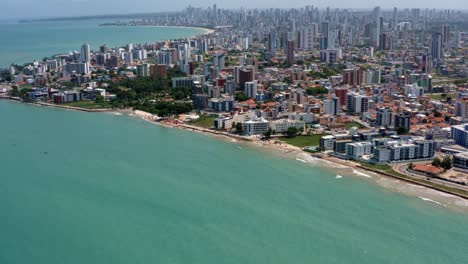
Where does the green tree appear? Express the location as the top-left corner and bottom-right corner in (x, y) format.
(8, 86), (20, 97)
(235, 92), (249, 101)
(95, 95), (105, 103)
(285, 127), (298, 138)
(441, 156), (453, 170)
(305, 86), (328, 96)
(284, 77), (292, 84)
(235, 123), (243, 134)
(432, 157), (442, 167)
(263, 128), (273, 140)
(408, 163), (414, 170)
(396, 126), (408, 135)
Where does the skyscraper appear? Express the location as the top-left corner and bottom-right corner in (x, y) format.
(376, 107), (393, 127)
(244, 80), (258, 98)
(285, 39), (295, 66)
(430, 32), (443, 62)
(269, 32), (277, 58)
(213, 52), (225, 69)
(324, 95), (340, 115)
(372, 7), (381, 49)
(80, 44), (91, 63)
(320, 22), (329, 50)
(440, 25), (450, 49)
(394, 113), (411, 131)
(346, 92), (369, 114)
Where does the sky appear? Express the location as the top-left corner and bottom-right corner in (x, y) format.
(2, 0), (467, 19)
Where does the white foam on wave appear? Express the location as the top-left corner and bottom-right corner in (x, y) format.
(418, 197), (444, 206)
(336, 175), (343, 179)
(352, 169), (372, 178)
(236, 146), (243, 150)
(296, 158), (307, 163)
(294, 153), (348, 169)
(453, 199), (468, 207)
(114, 112), (123, 116)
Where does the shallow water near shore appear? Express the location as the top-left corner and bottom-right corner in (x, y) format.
(1, 100), (468, 264)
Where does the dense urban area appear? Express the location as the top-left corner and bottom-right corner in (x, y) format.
(1, 5), (468, 197)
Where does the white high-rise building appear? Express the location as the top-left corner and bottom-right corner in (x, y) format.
(372, 7), (381, 49)
(324, 95), (340, 115)
(80, 44), (91, 63)
(244, 80), (258, 98)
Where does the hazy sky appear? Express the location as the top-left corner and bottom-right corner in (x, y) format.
(3, 0), (467, 19)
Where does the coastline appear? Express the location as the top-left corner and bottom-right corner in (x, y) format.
(0, 22), (211, 68)
(2, 98), (468, 211)
(123, 110), (468, 211)
(100, 24), (215, 35)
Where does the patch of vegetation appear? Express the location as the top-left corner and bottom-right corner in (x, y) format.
(62, 100), (113, 109)
(345, 121), (365, 129)
(188, 115), (217, 128)
(305, 86), (328, 96)
(278, 134), (329, 147)
(134, 101), (193, 117)
(427, 93), (456, 101)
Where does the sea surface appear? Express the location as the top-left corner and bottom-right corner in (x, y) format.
(0, 19), (206, 68)
(1, 99), (468, 264)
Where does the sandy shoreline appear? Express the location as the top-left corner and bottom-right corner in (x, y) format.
(124, 111), (468, 212)
(2, 98), (467, 212)
(99, 24), (215, 36)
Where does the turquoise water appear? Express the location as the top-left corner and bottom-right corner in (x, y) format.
(1, 99), (468, 263)
(0, 20), (205, 68)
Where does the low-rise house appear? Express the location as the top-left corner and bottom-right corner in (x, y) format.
(345, 142), (373, 159)
(269, 119), (305, 133)
(320, 135), (336, 151)
(242, 117), (269, 135)
(214, 116), (234, 130)
(453, 152), (468, 173)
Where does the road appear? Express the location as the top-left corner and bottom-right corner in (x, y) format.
(393, 163), (468, 192)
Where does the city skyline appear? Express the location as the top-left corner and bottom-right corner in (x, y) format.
(3, 0), (468, 20)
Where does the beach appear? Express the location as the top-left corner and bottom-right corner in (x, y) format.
(3, 93), (467, 210)
(123, 110), (468, 212)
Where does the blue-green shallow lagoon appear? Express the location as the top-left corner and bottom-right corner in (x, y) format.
(1, 100), (467, 264)
(0, 20), (206, 68)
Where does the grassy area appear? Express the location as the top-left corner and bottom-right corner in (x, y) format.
(278, 134), (329, 148)
(188, 115), (216, 128)
(345, 121), (365, 129)
(427, 93), (456, 101)
(62, 100), (113, 109)
(358, 162), (393, 171)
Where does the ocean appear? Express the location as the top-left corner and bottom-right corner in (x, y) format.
(1, 100), (468, 264)
(0, 19), (206, 68)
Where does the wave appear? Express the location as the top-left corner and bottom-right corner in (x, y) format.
(352, 169), (372, 178)
(294, 153), (348, 169)
(296, 158), (307, 163)
(336, 175), (343, 179)
(418, 197), (444, 206)
(114, 112), (123, 116)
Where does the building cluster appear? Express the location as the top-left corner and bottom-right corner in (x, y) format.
(4, 5), (468, 174)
